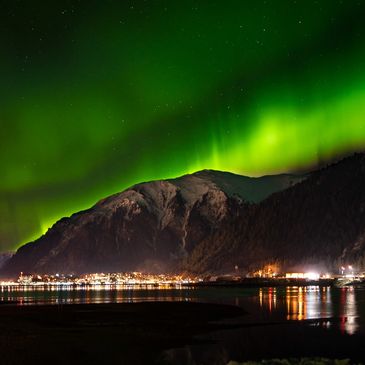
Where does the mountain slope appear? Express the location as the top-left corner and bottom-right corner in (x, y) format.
(0, 252), (13, 270)
(2, 170), (303, 275)
(185, 153), (365, 274)
(3, 154), (365, 277)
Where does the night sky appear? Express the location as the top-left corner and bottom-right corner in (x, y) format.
(2, 0), (365, 251)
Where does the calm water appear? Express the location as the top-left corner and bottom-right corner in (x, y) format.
(1, 285), (364, 336)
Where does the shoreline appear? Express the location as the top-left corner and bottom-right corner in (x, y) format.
(0, 277), (338, 289)
(0, 292), (364, 364)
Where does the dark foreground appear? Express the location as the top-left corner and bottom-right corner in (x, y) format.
(0, 301), (244, 365)
(1, 301), (365, 365)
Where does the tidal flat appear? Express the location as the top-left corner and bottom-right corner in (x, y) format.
(0, 301), (245, 365)
(1, 296), (365, 365)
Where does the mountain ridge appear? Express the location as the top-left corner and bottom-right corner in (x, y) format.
(2, 154), (364, 277)
(184, 153), (365, 274)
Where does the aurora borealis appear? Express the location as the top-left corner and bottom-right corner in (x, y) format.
(2, 0), (365, 252)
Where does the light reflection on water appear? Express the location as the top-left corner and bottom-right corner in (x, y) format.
(257, 286), (359, 335)
(259, 286), (333, 320)
(0, 284), (196, 305)
(0, 285), (362, 335)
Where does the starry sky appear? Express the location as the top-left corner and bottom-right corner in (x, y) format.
(1, 0), (365, 252)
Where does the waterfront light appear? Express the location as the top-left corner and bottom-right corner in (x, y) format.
(7, 272), (200, 287)
(285, 272), (320, 280)
(304, 272), (320, 281)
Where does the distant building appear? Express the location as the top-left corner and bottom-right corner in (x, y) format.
(285, 272), (320, 280)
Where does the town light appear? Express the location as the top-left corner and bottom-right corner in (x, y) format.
(304, 272), (320, 281)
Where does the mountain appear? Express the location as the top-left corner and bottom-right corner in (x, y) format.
(0, 252), (14, 270)
(184, 153), (365, 274)
(1, 170), (303, 276)
(2, 153), (365, 277)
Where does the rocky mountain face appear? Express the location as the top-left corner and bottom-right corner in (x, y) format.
(0, 252), (13, 270)
(2, 153), (365, 276)
(1, 170), (302, 275)
(185, 153), (365, 274)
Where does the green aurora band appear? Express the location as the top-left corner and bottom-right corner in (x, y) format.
(1, 0), (365, 250)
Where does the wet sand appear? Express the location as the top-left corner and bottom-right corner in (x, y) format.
(1, 301), (365, 365)
(0, 301), (245, 365)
